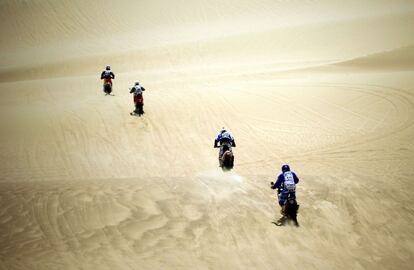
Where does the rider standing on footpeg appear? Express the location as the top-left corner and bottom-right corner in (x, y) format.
(214, 128), (236, 165)
(100, 65), (115, 91)
(129, 82), (146, 115)
(271, 165), (299, 217)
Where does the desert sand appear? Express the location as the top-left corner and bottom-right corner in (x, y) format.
(0, 1), (414, 269)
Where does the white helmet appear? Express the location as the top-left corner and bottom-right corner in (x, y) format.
(106, 65), (111, 70)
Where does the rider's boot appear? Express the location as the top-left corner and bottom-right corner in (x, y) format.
(280, 205), (287, 216)
(275, 214), (286, 226)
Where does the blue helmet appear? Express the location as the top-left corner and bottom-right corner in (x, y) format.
(281, 164), (290, 172)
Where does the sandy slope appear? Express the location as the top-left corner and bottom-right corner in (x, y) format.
(0, 1), (414, 269)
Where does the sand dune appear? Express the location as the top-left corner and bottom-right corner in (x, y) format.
(335, 45), (414, 70)
(1, 1), (414, 269)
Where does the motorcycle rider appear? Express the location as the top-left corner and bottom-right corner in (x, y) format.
(271, 164), (299, 217)
(100, 65), (115, 92)
(129, 81), (146, 114)
(214, 128), (236, 165)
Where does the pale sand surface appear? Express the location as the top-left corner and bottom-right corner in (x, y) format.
(0, 1), (414, 269)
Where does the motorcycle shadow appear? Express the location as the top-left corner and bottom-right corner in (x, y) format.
(220, 165), (233, 172)
(272, 217), (299, 227)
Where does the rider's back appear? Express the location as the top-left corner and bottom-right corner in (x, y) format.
(101, 70), (114, 79)
(218, 131), (234, 145)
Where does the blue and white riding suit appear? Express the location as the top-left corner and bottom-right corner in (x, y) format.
(215, 131), (234, 145)
(214, 131), (236, 158)
(272, 171), (300, 206)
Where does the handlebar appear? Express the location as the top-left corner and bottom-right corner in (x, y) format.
(270, 181), (282, 194)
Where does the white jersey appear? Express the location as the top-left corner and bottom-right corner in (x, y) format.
(132, 85), (143, 95)
(221, 131), (233, 140)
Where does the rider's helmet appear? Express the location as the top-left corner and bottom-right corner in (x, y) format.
(282, 164), (290, 172)
(106, 65), (111, 70)
(135, 81), (139, 85)
(221, 127), (226, 134)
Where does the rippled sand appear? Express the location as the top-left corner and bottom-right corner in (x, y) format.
(0, 1), (413, 269)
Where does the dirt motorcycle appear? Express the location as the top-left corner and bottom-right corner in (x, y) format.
(271, 182), (299, 226)
(215, 142), (234, 171)
(132, 93), (144, 116)
(103, 78), (112, 95)
(129, 85), (145, 116)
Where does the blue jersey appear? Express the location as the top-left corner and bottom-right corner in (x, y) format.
(215, 131), (234, 143)
(272, 171), (299, 190)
